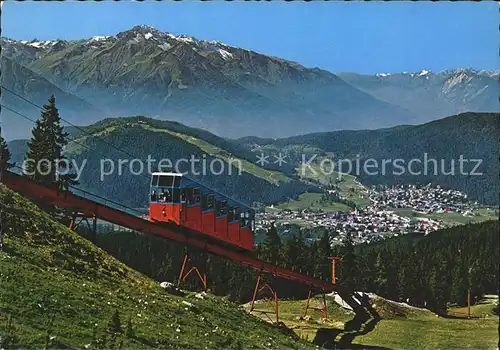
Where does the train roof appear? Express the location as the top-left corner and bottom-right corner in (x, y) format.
(150, 172), (254, 211)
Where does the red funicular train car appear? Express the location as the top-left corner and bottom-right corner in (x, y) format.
(149, 172), (255, 251)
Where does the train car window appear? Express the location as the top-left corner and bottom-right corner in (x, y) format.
(241, 211), (252, 226)
(159, 189), (171, 202)
(201, 195), (208, 210)
(158, 175), (173, 187)
(173, 176), (182, 188)
(151, 175), (159, 186)
(180, 189), (186, 202)
(220, 200), (227, 216)
(193, 188), (201, 204)
(228, 207), (234, 222)
(233, 207), (240, 221)
(207, 194), (215, 210)
(216, 200), (227, 217)
(150, 190), (158, 202)
(185, 188), (193, 204)
(173, 188), (181, 203)
(239, 210), (245, 225)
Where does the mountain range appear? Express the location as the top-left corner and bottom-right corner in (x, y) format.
(1, 25), (497, 139)
(338, 69), (499, 121)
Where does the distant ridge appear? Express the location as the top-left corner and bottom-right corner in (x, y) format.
(1, 25), (497, 139)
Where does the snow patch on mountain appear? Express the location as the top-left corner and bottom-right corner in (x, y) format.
(91, 36), (111, 42)
(27, 40), (57, 48)
(418, 70), (431, 77)
(167, 33), (196, 44)
(218, 48), (233, 61)
(158, 43), (172, 51)
(127, 33), (143, 45)
(443, 71), (475, 93)
(144, 32), (154, 40)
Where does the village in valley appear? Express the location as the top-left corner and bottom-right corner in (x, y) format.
(255, 183), (498, 245)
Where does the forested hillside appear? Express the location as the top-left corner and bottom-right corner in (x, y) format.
(96, 220), (498, 315)
(350, 220), (499, 313)
(239, 112), (500, 204)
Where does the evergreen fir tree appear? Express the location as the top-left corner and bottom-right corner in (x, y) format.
(262, 222), (281, 265)
(469, 260), (484, 304)
(374, 252), (389, 296)
(24, 95), (78, 189)
(427, 262), (450, 314)
(451, 261), (469, 305)
(25, 111), (52, 183)
(339, 232), (358, 287)
(315, 230), (332, 281)
(281, 234), (299, 270)
(293, 231), (308, 273)
(0, 132), (12, 173)
(397, 264), (411, 302)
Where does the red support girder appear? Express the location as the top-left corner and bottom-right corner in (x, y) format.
(249, 273), (279, 324)
(178, 253), (207, 291)
(2, 171), (338, 292)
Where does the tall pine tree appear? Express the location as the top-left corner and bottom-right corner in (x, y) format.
(262, 222), (282, 265)
(338, 232), (358, 287)
(315, 230), (332, 281)
(24, 95), (78, 189)
(0, 132), (12, 173)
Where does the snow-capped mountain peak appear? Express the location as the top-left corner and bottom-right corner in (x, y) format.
(417, 69), (431, 77)
(26, 40), (58, 49)
(166, 33), (197, 44)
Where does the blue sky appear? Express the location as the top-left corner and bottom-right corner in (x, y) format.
(2, 1), (498, 74)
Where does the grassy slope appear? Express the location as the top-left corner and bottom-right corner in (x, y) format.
(353, 297), (498, 350)
(296, 160), (372, 208)
(142, 125), (291, 185)
(274, 193), (351, 213)
(67, 118), (292, 186)
(0, 185), (311, 349)
(246, 294), (499, 349)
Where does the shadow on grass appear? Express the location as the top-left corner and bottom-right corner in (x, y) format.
(313, 292), (385, 349)
(313, 327), (390, 350)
